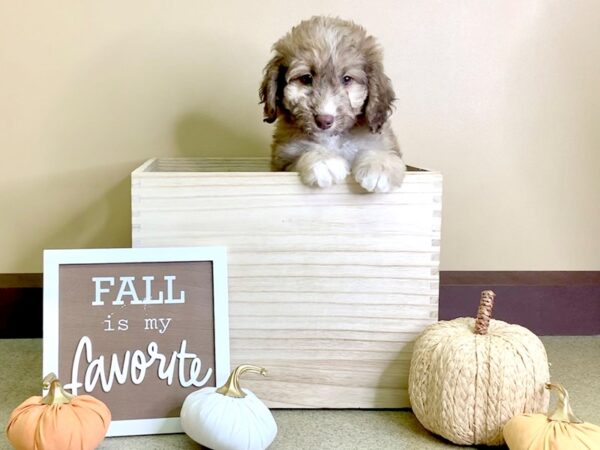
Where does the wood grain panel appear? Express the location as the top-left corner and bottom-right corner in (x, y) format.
(131, 157), (442, 408)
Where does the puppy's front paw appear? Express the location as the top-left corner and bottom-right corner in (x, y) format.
(352, 150), (406, 193)
(295, 150), (350, 188)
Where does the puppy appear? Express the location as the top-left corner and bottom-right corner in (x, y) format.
(260, 16), (405, 193)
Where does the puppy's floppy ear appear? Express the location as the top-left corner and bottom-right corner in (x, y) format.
(259, 55), (285, 124)
(365, 49), (396, 133)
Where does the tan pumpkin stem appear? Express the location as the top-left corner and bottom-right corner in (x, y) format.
(474, 290), (496, 335)
(41, 373), (74, 405)
(546, 382), (583, 423)
(216, 364), (267, 398)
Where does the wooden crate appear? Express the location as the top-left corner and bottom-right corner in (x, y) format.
(131, 157), (442, 408)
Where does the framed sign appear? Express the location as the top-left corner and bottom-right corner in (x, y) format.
(43, 247), (230, 437)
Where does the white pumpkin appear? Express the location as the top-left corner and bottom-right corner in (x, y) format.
(181, 364), (277, 450)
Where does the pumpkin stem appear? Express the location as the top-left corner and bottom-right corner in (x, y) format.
(41, 373), (74, 405)
(474, 290), (496, 335)
(546, 382), (583, 423)
(216, 364), (267, 398)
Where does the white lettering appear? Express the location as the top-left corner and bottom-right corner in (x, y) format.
(104, 314), (114, 331)
(104, 315), (128, 332)
(142, 276), (164, 304)
(92, 277), (115, 306)
(63, 336), (212, 394)
(114, 277), (139, 306)
(145, 318), (158, 331)
(118, 319), (129, 331)
(164, 276), (185, 304)
(145, 317), (172, 334)
(131, 350), (147, 384)
(159, 318), (171, 334)
(90, 275), (186, 305)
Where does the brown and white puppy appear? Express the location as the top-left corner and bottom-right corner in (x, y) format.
(260, 16), (405, 192)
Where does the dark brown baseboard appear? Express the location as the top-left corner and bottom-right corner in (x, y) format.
(1, 272), (599, 338)
(0, 274), (43, 338)
(440, 271), (600, 336)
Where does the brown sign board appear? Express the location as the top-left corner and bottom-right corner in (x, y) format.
(43, 247), (230, 436)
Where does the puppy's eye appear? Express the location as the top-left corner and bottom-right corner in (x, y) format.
(342, 75), (353, 85)
(298, 74), (313, 85)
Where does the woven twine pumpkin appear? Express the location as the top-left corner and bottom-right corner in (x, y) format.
(408, 290), (550, 446)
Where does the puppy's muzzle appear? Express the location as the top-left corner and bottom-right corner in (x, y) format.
(314, 114), (334, 130)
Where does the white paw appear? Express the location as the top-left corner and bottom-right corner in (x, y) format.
(352, 151), (406, 193)
(295, 151), (350, 188)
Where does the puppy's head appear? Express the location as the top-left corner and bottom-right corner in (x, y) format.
(259, 16), (395, 135)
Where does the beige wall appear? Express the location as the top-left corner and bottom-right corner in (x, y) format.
(1, 1), (599, 273)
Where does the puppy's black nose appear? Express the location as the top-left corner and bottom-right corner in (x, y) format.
(315, 114), (334, 130)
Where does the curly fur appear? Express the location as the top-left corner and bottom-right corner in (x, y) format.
(259, 16), (405, 192)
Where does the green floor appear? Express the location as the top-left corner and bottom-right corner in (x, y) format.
(1, 337), (599, 449)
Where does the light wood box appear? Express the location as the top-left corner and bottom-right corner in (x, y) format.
(131, 157), (442, 408)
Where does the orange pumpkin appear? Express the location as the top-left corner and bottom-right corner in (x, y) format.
(6, 373), (111, 450)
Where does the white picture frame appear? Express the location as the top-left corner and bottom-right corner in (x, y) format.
(43, 246), (230, 437)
